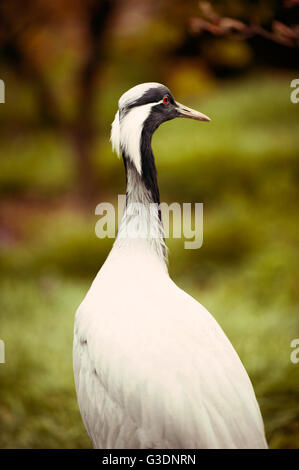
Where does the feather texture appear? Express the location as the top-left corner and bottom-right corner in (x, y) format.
(74, 242), (267, 448)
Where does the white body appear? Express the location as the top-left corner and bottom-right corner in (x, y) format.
(73, 241), (267, 448)
(73, 82), (267, 449)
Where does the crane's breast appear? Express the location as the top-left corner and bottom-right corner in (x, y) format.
(73, 272), (267, 449)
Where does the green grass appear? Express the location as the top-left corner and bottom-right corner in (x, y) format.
(0, 73), (298, 448)
(0, 277), (91, 448)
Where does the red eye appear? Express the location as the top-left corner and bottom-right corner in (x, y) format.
(163, 96), (169, 104)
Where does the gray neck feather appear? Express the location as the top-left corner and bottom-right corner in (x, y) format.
(114, 158), (167, 266)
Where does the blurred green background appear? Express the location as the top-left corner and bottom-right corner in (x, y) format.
(0, 0), (299, 449)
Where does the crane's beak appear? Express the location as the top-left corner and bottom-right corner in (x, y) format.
(175, 101), (211, 122)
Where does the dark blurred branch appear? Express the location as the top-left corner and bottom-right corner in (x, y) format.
(190, 1), (299, 47)
(70, 0), (116, 201)
(0, 0), (117, 202)
(0, 4), (62, 125)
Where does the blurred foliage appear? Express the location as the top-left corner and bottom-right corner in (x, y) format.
(1, 74), (299, 448)
(0, 0), (299, 451)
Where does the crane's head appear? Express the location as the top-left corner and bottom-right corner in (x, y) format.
(111, 82), (210, 174)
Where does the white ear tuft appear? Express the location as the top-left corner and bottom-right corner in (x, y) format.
(110, 101), (153, 175)
(110, 110), (121, 157)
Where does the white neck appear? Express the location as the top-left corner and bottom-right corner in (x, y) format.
(114, 160), (167, 268)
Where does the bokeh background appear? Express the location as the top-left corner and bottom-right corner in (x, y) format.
(0, 0), (299, 449)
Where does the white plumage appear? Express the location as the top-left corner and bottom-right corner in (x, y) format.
(73, 83), (268, 449)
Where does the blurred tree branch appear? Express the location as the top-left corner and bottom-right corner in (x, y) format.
(190, 1), (299, 47)
(69, 0), (116, 201)
(0, 0), (117, 202)
(0, 2), (61, 124)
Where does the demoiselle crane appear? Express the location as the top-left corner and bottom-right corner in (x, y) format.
(73, 83), (268, 449)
